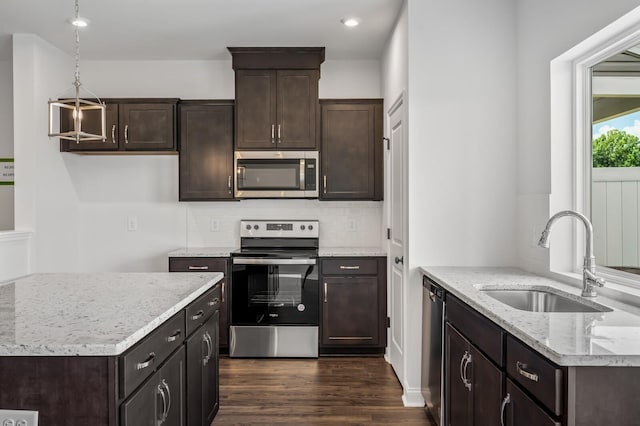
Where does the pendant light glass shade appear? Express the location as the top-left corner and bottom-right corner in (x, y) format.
(48, 0), (106, 144)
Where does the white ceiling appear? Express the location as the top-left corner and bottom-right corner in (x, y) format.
(0, 0), (403, 61)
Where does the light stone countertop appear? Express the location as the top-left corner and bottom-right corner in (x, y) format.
(421, 266), (640, 366)
(318, 247), (386, 257)
(168, 247), (237, 257)
(0, 272), (223, 356)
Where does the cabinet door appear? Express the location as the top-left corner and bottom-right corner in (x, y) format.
(235, 70), (277, 149)
(121, 347), (185, 426)
(504, 379), (561, 426)
(158, 346), (186, 426)
(203, 310), (220, 425)
(179, 103), (234, 200)
(61, 103), (119, 151)
(119, 103), (176, 150)
(471, 345), (503, 426)
(276, 70), (318, 149)
(445, 324), (473, 426)
(322, 276), (379, 346)
(320, 101), (383, 200)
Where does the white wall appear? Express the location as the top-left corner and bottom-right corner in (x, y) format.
(0, 57), (13, 231)
(516, 0), (640, 274)
(12, 51), (383, 273)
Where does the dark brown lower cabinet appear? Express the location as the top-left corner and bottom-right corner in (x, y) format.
(445, 324), (503, 426)
(121, 346), (185, 426)
(187, 310), (220, 426)
(319, 257), (387, 354)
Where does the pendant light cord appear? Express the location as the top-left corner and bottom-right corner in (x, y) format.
(74, 0), (81, 88)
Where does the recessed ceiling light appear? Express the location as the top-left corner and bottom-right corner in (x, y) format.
(69, 17), (90, 27)
(341, 18), (360, 28)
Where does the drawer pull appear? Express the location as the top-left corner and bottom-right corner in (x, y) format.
(111, 124), (116, 144)
(324, 282), (328, 303)
(340, 265), (360, 270)
(191, 310), (204, 321)
(328, 336), (373, 340)
(136, 352), (155, 370)
(166, 329), (181, 343)
(516, 361), (539, 382)
(500, 393), (511, 426)
(208, 297), (220, 307)
(188, 265), (209, 270)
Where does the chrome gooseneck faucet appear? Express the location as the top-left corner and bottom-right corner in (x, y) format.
(538, 210), (606, 297)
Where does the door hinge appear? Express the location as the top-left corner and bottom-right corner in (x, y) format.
(383, 137), (390, 150)
(387, 228), (391, 240)
(386, 316), (391, 328)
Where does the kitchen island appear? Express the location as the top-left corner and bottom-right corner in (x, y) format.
(0, 272), (223, 426)
(422, 267), (640, 426)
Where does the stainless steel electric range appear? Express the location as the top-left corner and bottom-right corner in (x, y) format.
(229, 220), (319, 358)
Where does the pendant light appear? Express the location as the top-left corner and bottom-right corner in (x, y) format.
(48, 0), (106, 143)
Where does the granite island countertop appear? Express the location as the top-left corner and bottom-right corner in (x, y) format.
(0, 272), (223, 357)
(421, 266), (640, 367)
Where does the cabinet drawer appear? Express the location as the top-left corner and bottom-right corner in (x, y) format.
(321, 258), (378, 275)
(169, 257), (227, 273)
(120, 311), (185, 399)
(505, 379), (561, 426)
(506, 335), (563, 416)
(446, 295), (504, 367)
(186, 285), (221, 337)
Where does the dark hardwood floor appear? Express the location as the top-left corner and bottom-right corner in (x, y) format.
(214, 356), (435, 425)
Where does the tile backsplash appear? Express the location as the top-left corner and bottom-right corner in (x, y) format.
(185, 200), (383, 248)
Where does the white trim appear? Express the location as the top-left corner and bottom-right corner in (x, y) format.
(0, 230), (33, 243)
(550, 6), (640, 282)
(401, 389), (426, 408)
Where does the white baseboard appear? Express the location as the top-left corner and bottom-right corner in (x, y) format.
(402, 389), (425, 407)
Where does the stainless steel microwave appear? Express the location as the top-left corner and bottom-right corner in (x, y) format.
(234, 151), (319, 198)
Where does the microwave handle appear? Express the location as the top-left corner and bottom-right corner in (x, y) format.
(300, 159), (306, 190)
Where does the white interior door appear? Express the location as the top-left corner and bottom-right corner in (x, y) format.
(387, 94), (406, 384)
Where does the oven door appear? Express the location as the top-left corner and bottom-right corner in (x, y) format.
(231, 258), (319, 325)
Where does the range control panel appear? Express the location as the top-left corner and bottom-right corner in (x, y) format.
(240, 220), (319, 238)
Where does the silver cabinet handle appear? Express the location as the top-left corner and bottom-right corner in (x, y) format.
(271, 124), (275, 144)
(136, 352), (155, 370)
(208, 297), (220, 307)
(162, 379), (171, 423)
(500, 393), (511, 426)
(124, 124), (129, 144)
(459, 351), (472, 391)
(340, 265), (360, 270)
(111, 124), (116, 144)
(227, 175), (232, 194)
(277, 124), (281, 143)
(395, 256), (404, 265)
(222, 281), (225, 303)
(323, 175), (327, 194)
(157, 383), (168, 424)
(324, 282), (328, 303)
(516, 361), (539, 382)
(188, 265), (209, 270)
(166, 329), (181, 343)
(191, 310), (204, 321)
(203, 332), (212, 365)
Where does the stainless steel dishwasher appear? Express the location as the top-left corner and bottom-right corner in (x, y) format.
(421, 275), (445, 426)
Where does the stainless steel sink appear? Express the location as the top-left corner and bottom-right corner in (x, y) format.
(480, 288), (612, 313)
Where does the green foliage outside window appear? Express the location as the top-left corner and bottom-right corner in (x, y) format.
(592, 129), (640, 167)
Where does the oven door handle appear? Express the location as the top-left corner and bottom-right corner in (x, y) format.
(232, 258), (317, 265)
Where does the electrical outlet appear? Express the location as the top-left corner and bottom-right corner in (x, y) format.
(346, 218), (357, 232)
(0, 410), (38, 426)
(210, 218), (220, 232)
(127, 216), (138, 232)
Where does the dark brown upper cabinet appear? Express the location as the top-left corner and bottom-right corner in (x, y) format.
(60, 99), (178, 153)
(320, 99), (384, 201)
(228, 47), (324, 151)
(178, 101), (235, 201)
